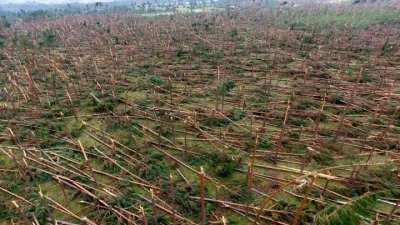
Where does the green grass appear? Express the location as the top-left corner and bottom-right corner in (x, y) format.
(281, 6), (400, 29)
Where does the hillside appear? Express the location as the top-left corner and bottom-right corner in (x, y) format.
(0, 1), (399, 224)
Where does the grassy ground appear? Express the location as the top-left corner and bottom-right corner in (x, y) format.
(0, 1), (399, 224)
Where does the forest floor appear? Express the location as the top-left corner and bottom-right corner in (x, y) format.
(0, 1), (399, 225)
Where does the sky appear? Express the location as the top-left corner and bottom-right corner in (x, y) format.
(0, 0), (115, 4)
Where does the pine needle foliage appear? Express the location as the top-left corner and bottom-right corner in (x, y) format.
(39, 29), (56, 49)
(217, 79), (236, 95)
(138, 151), (169, 181)
(231, 108), (245, 121)
(315, 191), (380, 225)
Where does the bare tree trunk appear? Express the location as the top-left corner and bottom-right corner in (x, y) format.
(200, 167), (206, 225)
(246, 129), (259, 217)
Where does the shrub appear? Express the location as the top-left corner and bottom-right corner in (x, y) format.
(71, 130), (83, 138)
(258, 136), (271, 149)
(138, 152), (169, 181)
(35, 172), (52, 182)
(102, 162), (121, 174)
(39, 138), (65, 148)
(39, 29), (56, 48)
(202, 117), (231, 127)
(292, 118), (311, 126)
(215, 162), (236, 177)
(295, 144), (307, 154)
(282, 139), (291, 148)
(232, 108), (245, 121)
(351, 119), (361, 127)
(209, 152), (239, 178)
(177, 48), (189, 57)
(148, 76), (164, 86)
(289, 131), (300, 139)
(302, 35), (314, 43)
(381, 39), (395, 56)
(328, 94), (345, 104)
(373, 118), (387, 125)
(175, 184), (204, 215)
(228, 186), (256, 204)
(94, 100), (115, 113)
(311, 151), (335, 166)
(217, 79), (236, 95)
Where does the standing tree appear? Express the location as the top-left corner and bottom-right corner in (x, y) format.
(216, 79), (235, 110)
